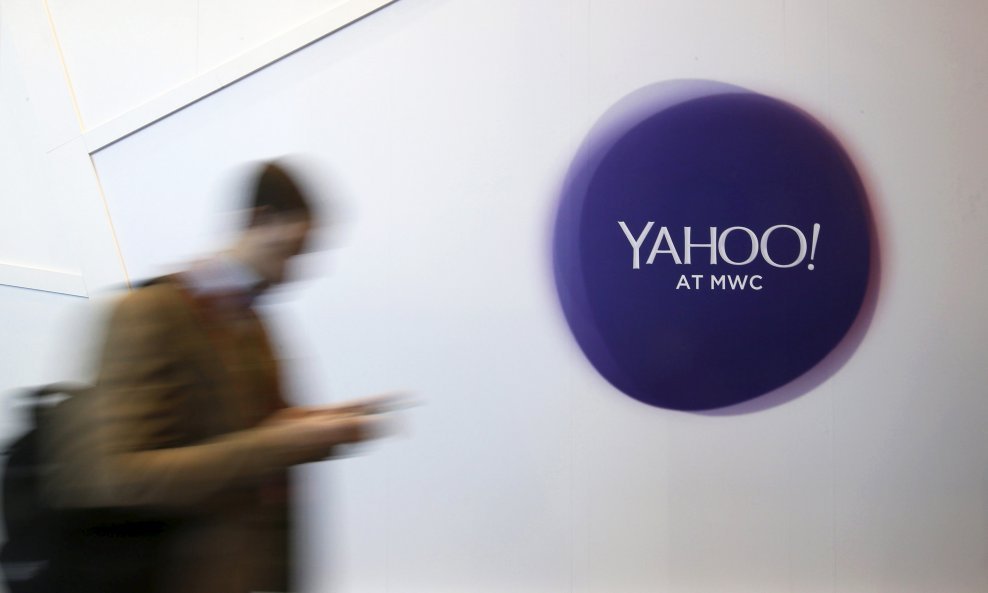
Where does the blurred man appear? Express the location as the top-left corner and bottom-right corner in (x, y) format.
(46, 162), (391, 593)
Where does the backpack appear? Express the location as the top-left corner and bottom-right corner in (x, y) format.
(0, 383), (87, 593)
(1, 384), (185, 592)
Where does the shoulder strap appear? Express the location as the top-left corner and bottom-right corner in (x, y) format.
(22, 383), (92, 433)
(132, 275), (176, 289)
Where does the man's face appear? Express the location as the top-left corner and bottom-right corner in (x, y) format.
(249, 211), (313, 286)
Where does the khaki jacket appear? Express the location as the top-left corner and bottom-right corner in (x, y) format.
(47, 276), (300, 593)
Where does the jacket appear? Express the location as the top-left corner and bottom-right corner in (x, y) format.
(45, 275), (297, 593)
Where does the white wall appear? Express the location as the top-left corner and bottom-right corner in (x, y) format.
(2, 1), (988, 592)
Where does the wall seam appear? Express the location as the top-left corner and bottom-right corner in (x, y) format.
(41, 0), (85, 131)
(42, 0), (132, 290)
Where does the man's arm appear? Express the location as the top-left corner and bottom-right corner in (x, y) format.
(69, 287), (378, 510)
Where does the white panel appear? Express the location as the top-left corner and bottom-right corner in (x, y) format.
(585, 0), (784, 118)
(46, 0), (197, 128)
(0, 15), (78, 273)
(825, 1), (988, 591)
(0, 0), (80, 149)
(197, 0), (331, 72)
(44, 138), (130, 295)
(81, 0), (397, 152)
(0, 262), (86, 297)
(80, 1), (988, 593)
(0, 0), (120, 298)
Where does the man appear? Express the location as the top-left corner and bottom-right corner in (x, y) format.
(46, 162), (391, 593)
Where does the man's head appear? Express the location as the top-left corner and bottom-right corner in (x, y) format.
(233, 162), (316, 287)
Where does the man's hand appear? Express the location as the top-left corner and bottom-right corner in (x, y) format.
(258, 407), (391, 464)
(284, 392), (413, 419)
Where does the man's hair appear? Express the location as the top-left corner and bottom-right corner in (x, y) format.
(247, 162), (314, 226)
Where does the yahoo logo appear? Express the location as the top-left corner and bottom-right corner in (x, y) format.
(552, 80), (875, 411)
(620, 223), (822, 269)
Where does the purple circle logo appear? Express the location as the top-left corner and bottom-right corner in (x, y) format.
(553, 80), (876, 411)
